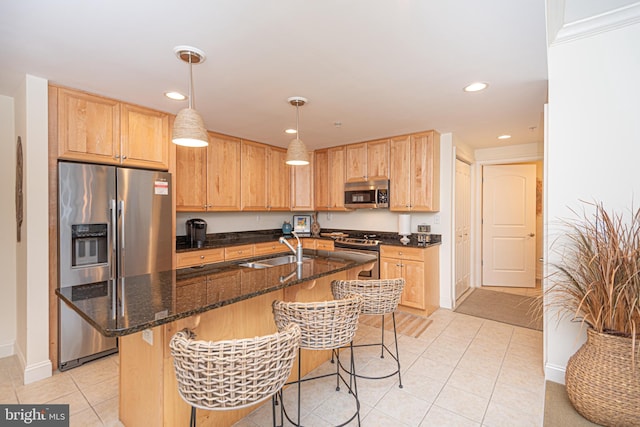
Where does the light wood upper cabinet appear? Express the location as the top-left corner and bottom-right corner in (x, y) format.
(291, 160), (314, 211)
(176, 132), (241, 211)
(241, 140), (269, 210)
(345, 139), (389, 182)
(56, 86), (169, 169)
(241, 140), (290, 211)
(208, 134), (241, 211)
(175, 144), (207, 211)
(120, 103), (169, 169)
(315, 147), (347, 211)
(267, 146), (291, 211)
(390, 131), (440, 212)
(367, 139), (390, 180)
(314, 150), (330, 210)
(57, 87), (120, 164)
(345, 143), (367, 182)
(328, 147), (347, 210)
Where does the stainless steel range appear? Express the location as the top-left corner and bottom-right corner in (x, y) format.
(333, 236), (380, 279)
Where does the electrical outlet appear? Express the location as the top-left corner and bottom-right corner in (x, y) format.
(434, 214), (440, 225)
(256, 215), (261, 222)
(327, 213), (332, 221)
(142, 329), (153, 346)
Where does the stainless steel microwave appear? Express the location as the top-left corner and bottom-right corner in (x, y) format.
(344, 179), (389, 209)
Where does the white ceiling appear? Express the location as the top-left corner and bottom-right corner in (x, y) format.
(0, 0), (548, 151)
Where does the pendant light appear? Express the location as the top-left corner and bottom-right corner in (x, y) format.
(286, 96), (310, 165)
(172, 46), (208, 147)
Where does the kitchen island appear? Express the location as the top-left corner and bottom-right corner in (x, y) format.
(56, 250), (376, 427)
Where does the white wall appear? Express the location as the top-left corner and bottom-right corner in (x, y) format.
(0, 95), (17, 358)
(545, 16), (640, 383)
(14, 75), (51, 384)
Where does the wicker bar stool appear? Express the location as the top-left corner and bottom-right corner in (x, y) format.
(331, 278), (406, 387)
(272, 295), (363, 427)
(169, 323), (301, 427)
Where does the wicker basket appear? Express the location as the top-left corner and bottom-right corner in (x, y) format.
(565, 328), (640, 426)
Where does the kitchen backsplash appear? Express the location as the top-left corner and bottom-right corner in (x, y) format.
(176, 210), (444, 236)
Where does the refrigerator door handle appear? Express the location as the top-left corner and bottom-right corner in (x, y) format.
(110, 199), (117, 280)
(119, 200), (125, 276)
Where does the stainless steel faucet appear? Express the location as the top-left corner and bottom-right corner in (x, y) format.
(279, 231), (304, 264)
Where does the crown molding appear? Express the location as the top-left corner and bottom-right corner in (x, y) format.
(551, 2), (640, 45)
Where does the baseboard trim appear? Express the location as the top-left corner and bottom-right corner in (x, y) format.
(545, 362), (566, 385)
(0, 341), (15, 358)
(23, 359), (52, 385)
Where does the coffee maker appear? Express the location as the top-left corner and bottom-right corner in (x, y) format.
(186, 218), (207, 248)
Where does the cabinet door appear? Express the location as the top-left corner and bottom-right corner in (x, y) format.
(345, 143), (367, 182)
(314, 149), (330, 210)
(224, 244), (255, 261)
(241, 140), (268, 210)
(291, 160), (314, 211)
(328, 147), (346, 210)
(57, 87), (120, 164)
(410, 131), (439, 211)
(176, 248), (225, 268)
(175, 144), (208, 211)
(120, 103), (169, 170)
(208, 133), (241, 211)
(401, 259), (425, 309)
(267, 147), (291, 211)
(389, 135), (411, 211)
(367, 139), (390, 180)
(254, 241), (286, 256)
(380, 257), (402, 280)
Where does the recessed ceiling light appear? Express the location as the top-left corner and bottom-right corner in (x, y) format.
(463, 82), (488, 92)
(165, 91), (186, 101)
(285, 129), (297, 134)
(497, 134), (512, 140)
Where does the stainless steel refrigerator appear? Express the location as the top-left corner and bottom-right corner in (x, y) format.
(57, 161), (172, 370)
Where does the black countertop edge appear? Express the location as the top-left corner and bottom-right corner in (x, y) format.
(55, 250), (378, 337)
(177, 228), (442, 252)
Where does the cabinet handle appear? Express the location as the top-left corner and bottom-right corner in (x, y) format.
(114, 155), (120, 159)
(200, 255), (205, 259)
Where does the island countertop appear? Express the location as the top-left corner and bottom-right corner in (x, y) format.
(56, 250), (377, 337)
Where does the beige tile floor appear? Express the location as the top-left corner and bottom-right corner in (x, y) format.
(0, 304), (544, 426)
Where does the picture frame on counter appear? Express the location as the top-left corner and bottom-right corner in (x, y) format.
(293, 215), (311, 236)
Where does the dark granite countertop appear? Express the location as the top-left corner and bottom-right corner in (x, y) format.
(56, 250), (377, 338)
(177, 228), (441, 252)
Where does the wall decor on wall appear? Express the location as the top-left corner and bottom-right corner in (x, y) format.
(15, 136), (23, 242)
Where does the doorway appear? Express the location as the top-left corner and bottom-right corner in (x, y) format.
(454, 159), (471, 300)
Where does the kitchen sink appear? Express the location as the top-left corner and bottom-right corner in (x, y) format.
(239, 255), (311, 269)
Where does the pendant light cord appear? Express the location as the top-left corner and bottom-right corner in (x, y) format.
(296, 103), (300, 139)
(188, 53), (194, 110)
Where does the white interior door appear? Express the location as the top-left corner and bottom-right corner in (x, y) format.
(455, 159), (471, 300)
(482, 164), (536, 287)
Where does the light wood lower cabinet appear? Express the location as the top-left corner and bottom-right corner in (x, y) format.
(253, 240), (288, 256)
(224, 244), (255, 261)
(379, 244), (439, 315)
(176, 248), (225, 268)
(302, 238), (335, 251)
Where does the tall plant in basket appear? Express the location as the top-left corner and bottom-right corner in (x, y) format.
(547, 201), (640, 427)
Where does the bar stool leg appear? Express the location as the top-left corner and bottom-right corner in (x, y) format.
(297, 348), (302, 426)
(380, 315), (386, 358)
(392, 312), (403, 388)
(190, 406), (196, 427)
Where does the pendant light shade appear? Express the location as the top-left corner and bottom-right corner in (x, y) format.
(172, 46), (208, 147)
(286, 96), (310, 166)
